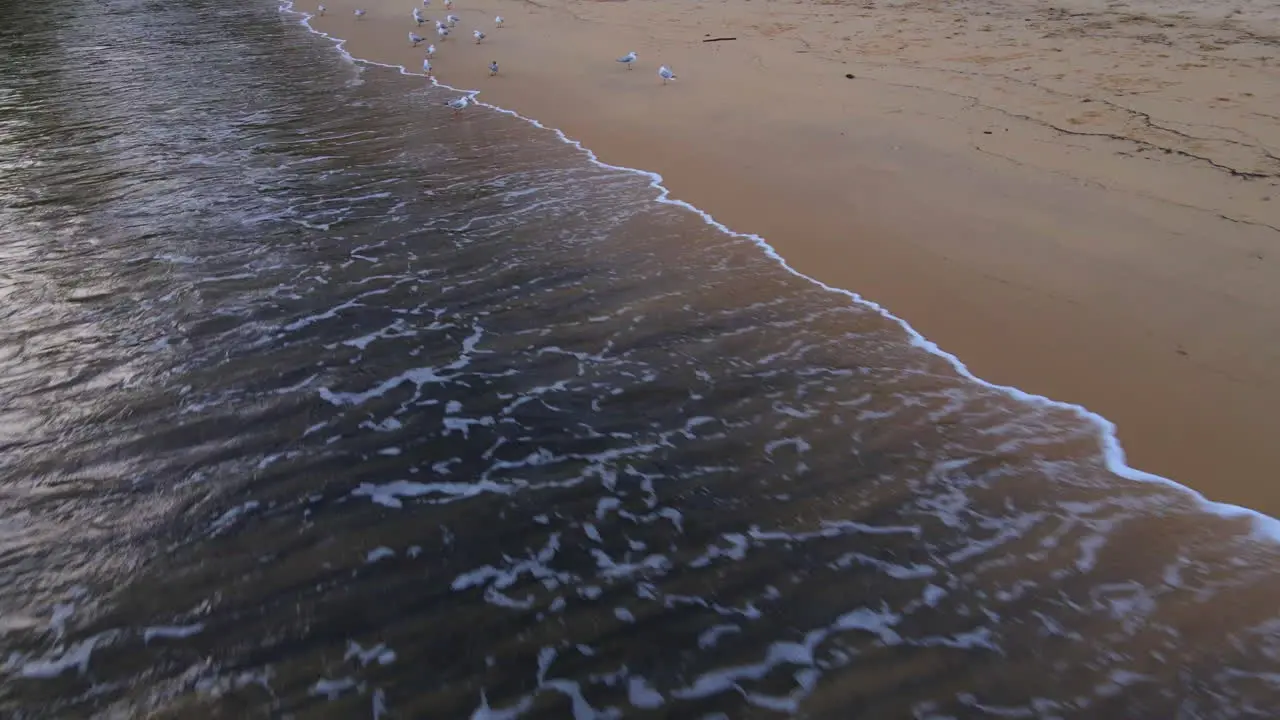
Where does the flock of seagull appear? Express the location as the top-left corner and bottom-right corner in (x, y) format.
(315, 1), (678, 115)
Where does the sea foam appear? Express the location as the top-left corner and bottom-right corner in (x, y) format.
(277, 1), (1280, 548)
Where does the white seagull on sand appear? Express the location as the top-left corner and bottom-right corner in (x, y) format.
(413, 8), (424, 25)
(494, 15), (504, 27)
(445, 96), (470, 114)
(426, 43), (436, 57)
(422, 0), (430, 6)
(447, 14), (460, 26)
(617, 51), (637, 69)
(658, 65), (677, 84)
(437, 26), (449, 40)
(489, 60), (499, 76)
(444, 0), (453, 9)
(409, 32), (425, 46)
(422, 58), (433, 75)
(473, 30), (485, 43)
(317, 4), (325, 16)
(353, 8), (366, 19)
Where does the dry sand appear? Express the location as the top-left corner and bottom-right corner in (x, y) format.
(308, 0), (1280, 515)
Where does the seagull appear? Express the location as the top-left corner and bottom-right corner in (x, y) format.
(494, 15), (503, 27)
(437, 26), (449, 40)
(422, 58), (433, 75)
(445, 96), (469, 115)
(489, 60), (499, 76)
(444, 0), (453, 9)
(617, 51), (637, 69)
(426, 43), (436, 57)
(473, 30), (485, 43)
(413, 8), (424, 25)
(447, 14), (460, 26)
(410, 32), (424, 46)
(435, 20), (446, 30)
(317, 4), (325, 16)
(353, 8), (366, 19)
(422, 0), (430, 5)
(658, 65), (677, 84)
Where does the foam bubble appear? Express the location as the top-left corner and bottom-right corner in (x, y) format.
(627, 676), (665, 709)
(833, 607), (903, 645)
(311, 676), (357, 700)
(352, 479), (516, 508)
(346, 641), (397, 666)
(143, 624), (204, 643)
(12, 636), (101, 679)
(366, 547), (396, 563)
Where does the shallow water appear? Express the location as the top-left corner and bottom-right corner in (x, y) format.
(1, 0), (1278, 716)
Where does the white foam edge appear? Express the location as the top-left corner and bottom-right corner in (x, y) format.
(279, 2), (1280, 544)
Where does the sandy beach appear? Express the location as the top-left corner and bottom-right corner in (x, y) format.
(309, 0), (1280, 515)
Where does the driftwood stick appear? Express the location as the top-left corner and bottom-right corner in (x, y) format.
(702, 37), (737, 42)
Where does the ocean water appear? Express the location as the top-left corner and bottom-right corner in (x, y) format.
(1, 0), (1279, 717)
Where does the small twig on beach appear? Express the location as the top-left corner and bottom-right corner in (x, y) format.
(702, 37), (737, 42)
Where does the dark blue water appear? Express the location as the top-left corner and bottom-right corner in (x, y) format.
(1, 0), (1278, 716)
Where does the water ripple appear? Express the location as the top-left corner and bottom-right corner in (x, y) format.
(0, 0), (1277, 717)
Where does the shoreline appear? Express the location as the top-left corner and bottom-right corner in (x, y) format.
(288, 0), (1280, 528)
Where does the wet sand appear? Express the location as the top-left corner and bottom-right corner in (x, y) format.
(307, 0), (1280, 515)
